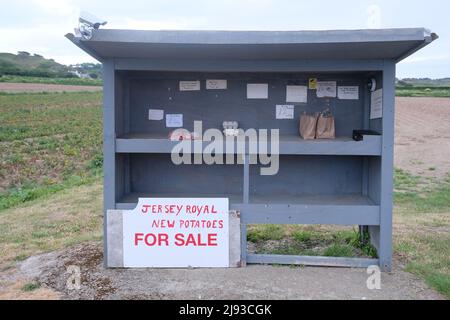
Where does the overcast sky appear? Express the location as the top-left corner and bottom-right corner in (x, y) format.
(0, 0), (448, 78)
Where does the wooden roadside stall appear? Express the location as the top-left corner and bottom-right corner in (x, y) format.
(67, 26), (437, 271)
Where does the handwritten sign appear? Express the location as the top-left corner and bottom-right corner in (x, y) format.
(206, 79), (227, 90)
(317, 81), (337, 98)
(123, 198), (229, 268)
(370, 89), (383, 119)
(166, 114), (183, 127)
(148, 109), (164, 120)
(247, 84), (268, 99)
(179, 81), (201, 91)
(338, 86), (359, 100)
(286, 85), (307, 103)
(276, 105), (295, 119)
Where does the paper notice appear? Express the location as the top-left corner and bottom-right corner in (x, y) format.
(247, 84), (268, 99)
(317, 81), (337, 98)
(179, 81), (200, 91)
(276, 105), (295, 119)
(309, 78), (317, 90)
(166, 114), (183, 127)
(206, 79), (227, 90)
(286, 85), (308, 103)
(338, 86), (359, 100)
(148, 109), (164, 121)
(370, 89), (383, 120)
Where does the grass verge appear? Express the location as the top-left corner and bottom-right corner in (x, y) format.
(0, 75), (102, 86)
(393, 170), (450, 298)
(0, 182), (103, 270)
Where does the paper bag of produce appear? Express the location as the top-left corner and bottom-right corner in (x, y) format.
(299, 112), (319, 140)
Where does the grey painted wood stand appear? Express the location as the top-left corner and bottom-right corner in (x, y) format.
(67, 27), (437, 271)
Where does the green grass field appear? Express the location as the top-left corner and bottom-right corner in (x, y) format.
(0, 91), (448, 298)
(0, 75), (102, 87)
(396, 86), (450, 97)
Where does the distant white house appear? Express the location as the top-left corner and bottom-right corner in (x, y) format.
(69, 70), (92, 79)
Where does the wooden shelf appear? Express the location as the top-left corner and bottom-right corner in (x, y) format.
(249, 194), (376, 205)
(116, 192), (380, 226)
(116, 133), (381, 156)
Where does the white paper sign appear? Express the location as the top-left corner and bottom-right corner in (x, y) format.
(338, 86), (359, 100)
(247, 83), (268, 99)
(206, 79), (227, 90)
(286, 85), (308, 103)
(123, 198), (229, 268)
(370, 89), (383, 119)
(148, 109), (164, 121)
(276, 105), (295, 119)
(317, 81), (337, 98)
(166, 114), (183, 127)
(179, 81), (200, 91)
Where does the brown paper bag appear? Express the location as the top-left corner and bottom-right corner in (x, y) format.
(316, 109), (335, 139)
(299, 112), (319, 140)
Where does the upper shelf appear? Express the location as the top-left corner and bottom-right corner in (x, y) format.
(116, 133), (381, 156)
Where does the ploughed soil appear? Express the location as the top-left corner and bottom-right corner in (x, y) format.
(395, 97), (450, 179)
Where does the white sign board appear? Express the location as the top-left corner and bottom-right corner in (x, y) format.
(148, 109), (164, 120)
(179, 81), (201, 91)
(123, 198), (229, 268)
(206, 79), (227, 90)
(317, 81), (337, 98)
(370, 89), (383, 119)
(166, 114), (183, 127)
(286, 85), (308, 103)
(276, 105), (295, 119)
(247, 83), (268, 99)
(338, 86), (359, 100)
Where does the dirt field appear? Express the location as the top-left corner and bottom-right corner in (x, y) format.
(395, 97), (450, 179)
(0, 83), (102, 93)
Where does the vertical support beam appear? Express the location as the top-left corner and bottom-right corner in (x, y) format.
(103, 59), (116, 267)
(241, 153), (249, 267)
(243, 154), (249, 204)
(240, 223), (247, 267)
(379, 61), (396, 272)
(360, 80), (370, 242)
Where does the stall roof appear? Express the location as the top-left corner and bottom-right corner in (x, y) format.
(66, 28), (437, 63)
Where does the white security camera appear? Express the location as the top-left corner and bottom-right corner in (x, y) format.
(77, 11), (107, 40)
(79, 11), (107, 29)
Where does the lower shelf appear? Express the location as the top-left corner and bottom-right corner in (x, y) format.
(250, 194), (375, 205)
(247, 254), (379, 268)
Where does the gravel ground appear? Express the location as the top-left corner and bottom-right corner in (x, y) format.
(13, 242), (444, 300)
